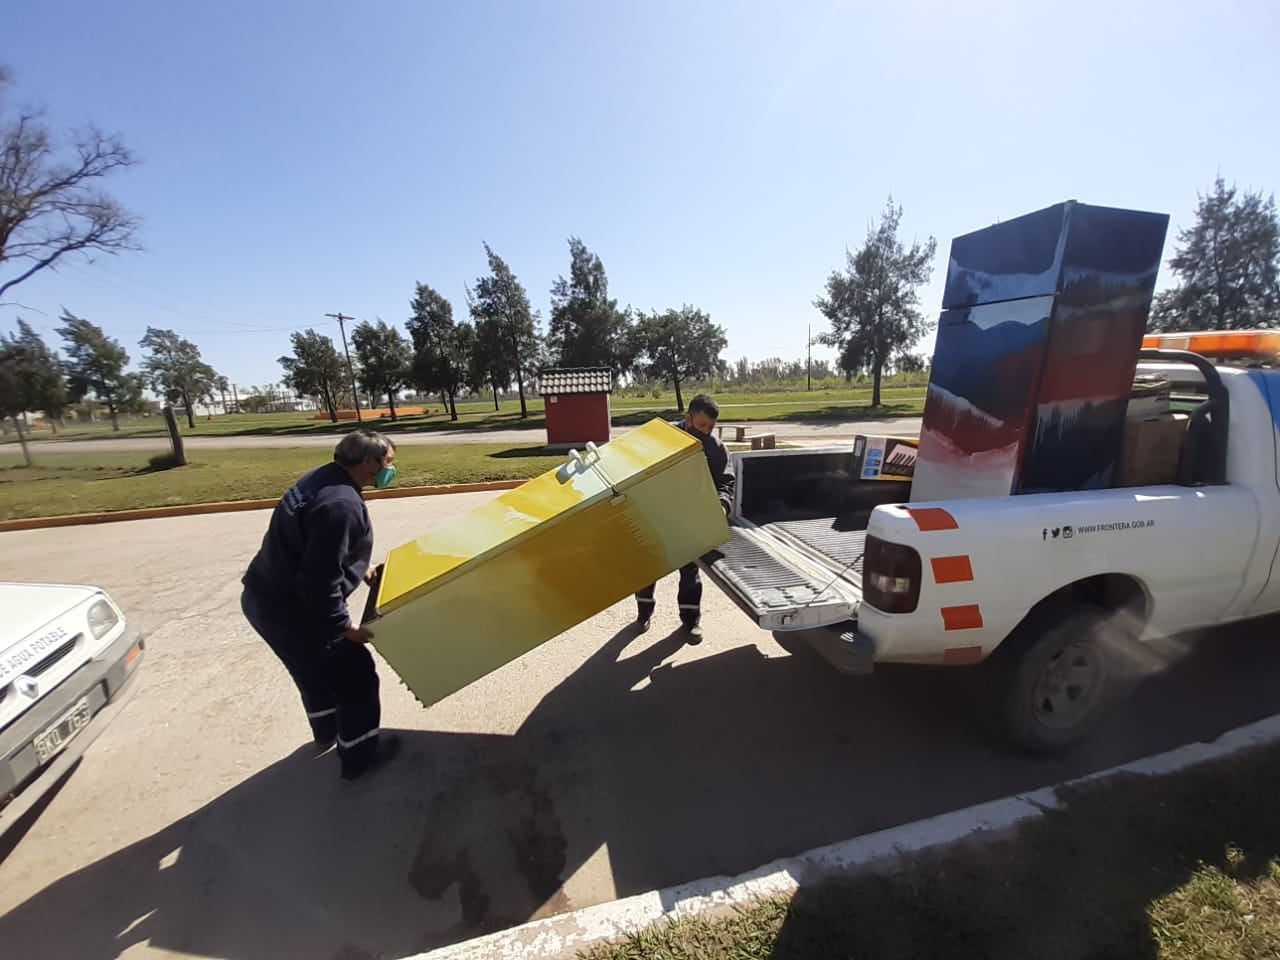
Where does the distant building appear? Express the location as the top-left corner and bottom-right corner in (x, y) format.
(537, 367), (612, 446)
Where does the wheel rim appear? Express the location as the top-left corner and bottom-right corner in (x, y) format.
(1030, 641), (1103, 731)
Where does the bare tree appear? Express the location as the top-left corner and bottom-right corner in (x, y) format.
(0, 65), (140, 299)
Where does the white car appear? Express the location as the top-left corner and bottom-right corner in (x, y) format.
(0, 582), (144, 836)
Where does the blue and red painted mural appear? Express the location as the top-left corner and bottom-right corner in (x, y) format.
(911, 201), (1170, 503)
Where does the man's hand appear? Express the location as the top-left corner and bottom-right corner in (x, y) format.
(364, 567), (377, 585)
(343, 626), (375, 644)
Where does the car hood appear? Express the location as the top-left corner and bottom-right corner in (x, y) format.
(0, 582), (101, 650)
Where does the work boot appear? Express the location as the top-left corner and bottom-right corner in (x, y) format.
(635, 599), (655, 635)
(341, 733), (402, 781)
(681, 620), (703, 645)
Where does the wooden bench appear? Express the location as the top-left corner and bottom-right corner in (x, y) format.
(750, 433), (776, 450)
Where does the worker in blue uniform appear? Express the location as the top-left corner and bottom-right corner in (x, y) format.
(240, 429), (401, 780)
(634, 394), (735, 643)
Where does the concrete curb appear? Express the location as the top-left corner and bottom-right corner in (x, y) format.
(0, 480), (525, 532)
(408, 712), (1280, 960)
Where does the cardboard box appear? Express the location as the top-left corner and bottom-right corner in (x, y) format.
(853, 435), (918, 482)
(1126, 374), (1171, 419)
(1117, 413), (1187, 487)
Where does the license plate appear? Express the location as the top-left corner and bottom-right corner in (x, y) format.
(33, 697), (92, 765)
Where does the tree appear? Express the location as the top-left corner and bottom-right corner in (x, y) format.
(279, 329), (345, 422)
(895, 351), (928, 375)
(0, 320), (66, 464)
(14, 319), (68, 432)
(547, 237), (634, 375)
(0, 65), (140, 299)
(350, 319), (412, 420)
(57, 310), (136, 431)
(448, 323), (477, 408)
(0, 338), (33, 465)
(632, 305), (727, 412)
(469, 314), (511, 412)
(236, 387), (274, 414)
(1147, 177), (1280, 332)
(138, 327), (218, 429)
(814, 196), (937, 407)
(406, 283), (473, 421)
(468, 244), (542, 418)
(115, 373), (148, 414)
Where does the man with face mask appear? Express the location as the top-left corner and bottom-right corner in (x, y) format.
(240, 428), (401, 780)
(634, 394), (735, 643)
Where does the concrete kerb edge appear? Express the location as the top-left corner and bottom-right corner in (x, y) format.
(408, 712), (1280, 960)
(0, 480), (526, 532)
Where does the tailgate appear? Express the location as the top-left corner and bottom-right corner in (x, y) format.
(700, 522), (862, 631)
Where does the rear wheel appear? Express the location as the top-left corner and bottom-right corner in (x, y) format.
(990, 604), (1122, 754)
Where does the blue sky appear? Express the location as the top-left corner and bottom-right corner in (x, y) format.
(4, 0), (1277, 391)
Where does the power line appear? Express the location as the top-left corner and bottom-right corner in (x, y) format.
(58, 262), (326, 333)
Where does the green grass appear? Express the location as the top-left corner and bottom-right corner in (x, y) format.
(581, 741), (1280, 960)
(0, 444), (569, 519)
(2, 385), (926, 445)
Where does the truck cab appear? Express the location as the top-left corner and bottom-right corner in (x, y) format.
(702, 345), (1280, 754)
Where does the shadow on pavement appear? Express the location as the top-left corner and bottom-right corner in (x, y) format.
(4, 615), (1280, 959)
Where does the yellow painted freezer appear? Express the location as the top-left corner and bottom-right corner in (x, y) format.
(362, 418), (731, 706)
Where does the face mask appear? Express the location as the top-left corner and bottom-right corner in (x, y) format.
(374, 464), (397, 489)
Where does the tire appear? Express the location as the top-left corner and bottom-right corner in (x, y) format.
(988, 604), (1122, 755)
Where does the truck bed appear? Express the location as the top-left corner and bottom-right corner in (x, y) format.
(701, 450), (903, 628)
(768, 518), (868, 573)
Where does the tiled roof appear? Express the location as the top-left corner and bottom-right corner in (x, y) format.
(537, 367), (613, 395)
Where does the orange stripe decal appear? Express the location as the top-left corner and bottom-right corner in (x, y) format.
(931, 555), (974, 584)
(944, 645), (984, 664)
(941, 604), (984, 631)
(907, 507), (959, 532)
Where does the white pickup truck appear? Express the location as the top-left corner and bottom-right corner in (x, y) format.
(0, 582), (144, 837)
(703, 348), (1280, 754)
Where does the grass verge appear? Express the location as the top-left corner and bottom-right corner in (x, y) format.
(1, 389), (926, 444)
(581, 741), (1280, 960)
(0, 444), (568, 520)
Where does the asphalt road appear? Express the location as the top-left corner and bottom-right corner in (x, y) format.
(2, 494), (1280, 960)
(4, 416), (925, 453)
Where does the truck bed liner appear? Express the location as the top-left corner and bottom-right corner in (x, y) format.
(709, 527), (845, 612)
(701, 448), (893, 627)
(768, 519), (868, 576)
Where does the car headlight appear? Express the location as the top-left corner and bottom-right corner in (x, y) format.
(87, 598), (120, 640)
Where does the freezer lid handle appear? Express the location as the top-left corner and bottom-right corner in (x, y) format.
(558, 442), (627, 504)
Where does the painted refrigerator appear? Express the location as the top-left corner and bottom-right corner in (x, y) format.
(910, 200), (1170, 503)
(362, 418), (731, 707)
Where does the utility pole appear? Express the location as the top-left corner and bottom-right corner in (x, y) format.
(807, 323), (812, 392)
(325, 312), (363, 422)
